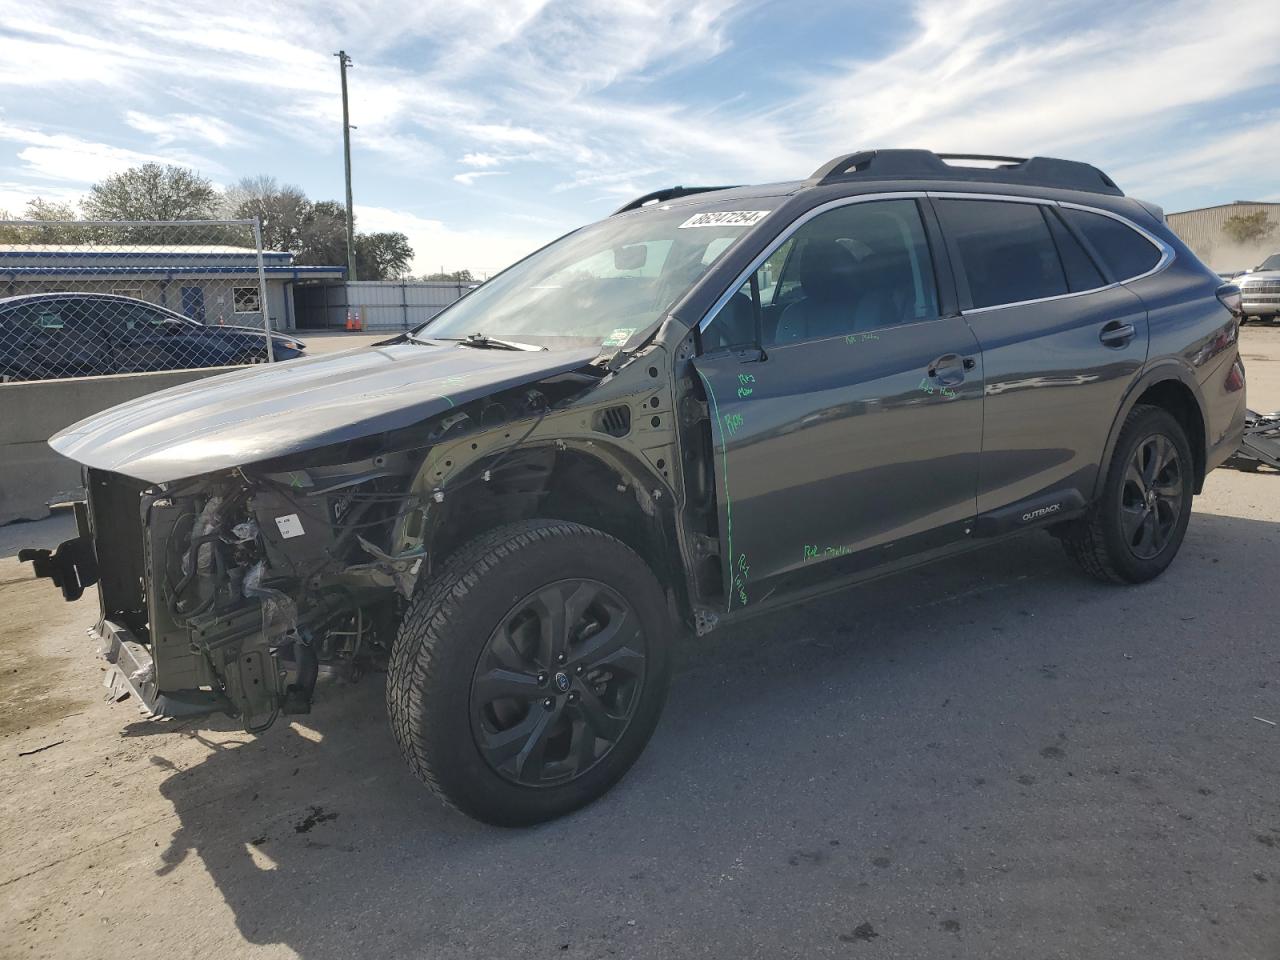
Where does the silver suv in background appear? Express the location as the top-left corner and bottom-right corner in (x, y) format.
(1238, 253), (1280, 322)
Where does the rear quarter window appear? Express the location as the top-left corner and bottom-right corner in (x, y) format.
(1060, 208), (1161, 280)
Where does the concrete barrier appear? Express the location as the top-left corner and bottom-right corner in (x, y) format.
(0, 367), (234, 525)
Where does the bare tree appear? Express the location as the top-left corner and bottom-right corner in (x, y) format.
(223, 175), (312, 252)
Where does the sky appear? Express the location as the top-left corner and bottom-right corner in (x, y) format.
(1, 0), (1278, 276)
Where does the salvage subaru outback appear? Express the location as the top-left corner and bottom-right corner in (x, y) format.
(24, 150), (1246, 825)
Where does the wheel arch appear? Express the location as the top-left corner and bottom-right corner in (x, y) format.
(420, 441), (692, 626)
(1095, 361), (1208, 498)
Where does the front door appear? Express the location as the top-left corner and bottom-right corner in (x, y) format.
(693, 197), (984, 614)
(181, 286), (206, 324)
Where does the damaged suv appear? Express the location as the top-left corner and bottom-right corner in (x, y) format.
(24, 150), (1246, 825)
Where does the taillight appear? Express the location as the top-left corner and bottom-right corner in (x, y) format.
(1217, 283), (1242, 315)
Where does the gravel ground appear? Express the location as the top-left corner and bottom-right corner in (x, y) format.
(1, 326), (1278, 960)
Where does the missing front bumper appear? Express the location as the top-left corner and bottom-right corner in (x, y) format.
(95, 619), (227, 719)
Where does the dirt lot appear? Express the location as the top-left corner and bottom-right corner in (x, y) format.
(1, 327), (1278, 960)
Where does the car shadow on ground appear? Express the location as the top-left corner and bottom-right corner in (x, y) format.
(145, 510), (1280, 959)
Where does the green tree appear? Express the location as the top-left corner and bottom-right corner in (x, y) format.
(1223, 211), (1275, 246)
(423, 269), (475, 282)
(0, 197), (88, 242)
(294, 200), (349, 267)
(356, 231), (414, 279)
(84, 163), (218, 221)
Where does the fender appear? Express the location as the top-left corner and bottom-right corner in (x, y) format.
(1092, 358), (1209, 499)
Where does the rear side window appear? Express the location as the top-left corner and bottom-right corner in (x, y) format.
(1045, 208), (1106, 292)
(1060, 208), (1161, 280)
(935, 199), (1067, 309)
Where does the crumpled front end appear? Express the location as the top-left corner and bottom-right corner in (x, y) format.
(26, 354), (612, 731)
(61, 456), (421, 727)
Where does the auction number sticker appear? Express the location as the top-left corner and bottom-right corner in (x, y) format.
(678, 210), (770, 229)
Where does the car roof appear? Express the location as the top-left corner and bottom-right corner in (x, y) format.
(0, 291), (187, 317)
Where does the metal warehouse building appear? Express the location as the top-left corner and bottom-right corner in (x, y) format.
(1166, 201), (1280, 271)
(0, 245), (345, 331)
(294, 280), (476, 331)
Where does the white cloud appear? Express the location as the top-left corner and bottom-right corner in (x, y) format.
(1113, 116), (1280, 200)
(452, 170), (507, 187)
(458, 124), (553, 147)
(0, 180), (84, 215)
(460, 152), (502, 168)
(0, 120), (214, 183)
(124, 110), (242, 148)
(355, 203), (568, 277)
(3, 0), (1280, 258)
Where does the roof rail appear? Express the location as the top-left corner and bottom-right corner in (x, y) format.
(806, 149), (1123, 196)
(611, 185), (739, 216)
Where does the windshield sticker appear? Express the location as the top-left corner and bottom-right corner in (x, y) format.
(601, 327), (635, 347)
(678, 210), (770, 229)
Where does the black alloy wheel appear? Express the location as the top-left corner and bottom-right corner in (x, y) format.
(470, 579), (646, 787)
(1060, 404), (1194, 584)
(387, 519), (671, 825)
(1120, 433), (1184, 560)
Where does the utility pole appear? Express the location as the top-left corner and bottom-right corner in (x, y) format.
(334, 49), (357, 281)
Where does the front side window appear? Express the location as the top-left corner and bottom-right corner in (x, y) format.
(416, 199), (782, 348)
(1060, 207), (1161, 280)
(936, 199), (1067, 309)
(704, 198), (940, 348)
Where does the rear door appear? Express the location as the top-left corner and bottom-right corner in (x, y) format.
(932, 196), (1151, 517)
(693, 196), (983, 613)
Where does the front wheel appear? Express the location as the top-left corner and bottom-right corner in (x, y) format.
(1060, 404), (1194, 583)
(387, 520), (671, 825)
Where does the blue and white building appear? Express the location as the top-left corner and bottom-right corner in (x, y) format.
(0, 245), (345, 331)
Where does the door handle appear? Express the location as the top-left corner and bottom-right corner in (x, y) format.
(1100, 320), (1136, 347)
(927, 354), (971, 385)
(926, 353), (959, 377)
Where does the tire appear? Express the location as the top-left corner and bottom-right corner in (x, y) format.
(1061, 404), (1195, 584)
(386, 519), (672, 826)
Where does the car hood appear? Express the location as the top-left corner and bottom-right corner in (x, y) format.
(49, 341), (601, 483)
(216, 324), (305, 344)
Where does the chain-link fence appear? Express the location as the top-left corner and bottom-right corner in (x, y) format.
(0, 219), (286, 383)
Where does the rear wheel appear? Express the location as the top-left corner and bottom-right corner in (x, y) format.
(1061, 405), (1194, 583)
(387, 520), (671, 825)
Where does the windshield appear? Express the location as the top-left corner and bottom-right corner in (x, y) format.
(1258, 254), (1280, 270)
(414, 199), (782, 348)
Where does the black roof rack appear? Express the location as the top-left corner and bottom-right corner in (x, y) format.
(611, 185), (739, 216)
(806, 149), (1123, 196)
